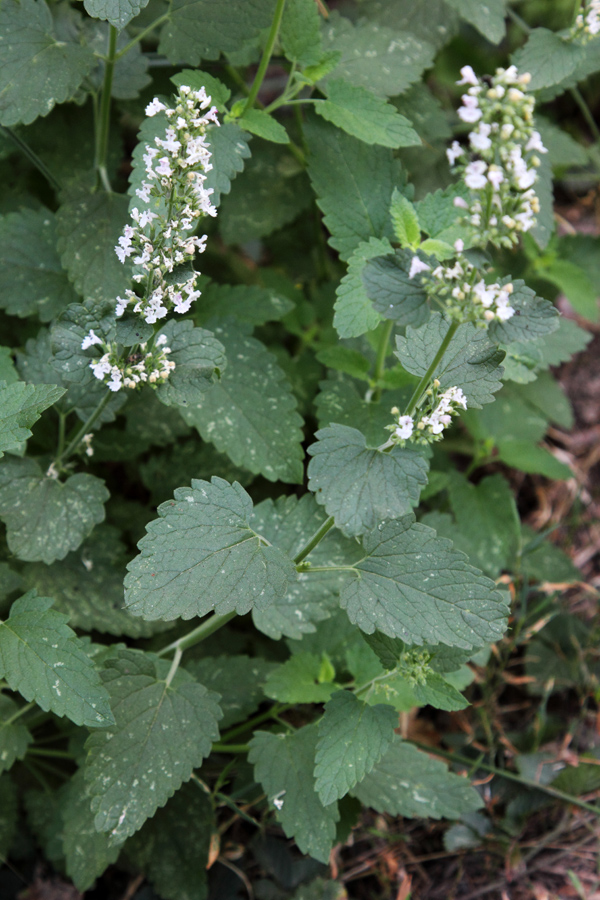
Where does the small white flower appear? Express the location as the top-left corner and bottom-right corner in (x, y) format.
(453, 196), (469, 209)
(525, 131), (547, 154)
(146, 98), (167, 117)
(408, 257), (431, 279)
(395, 416), (414, 440)
(457, 95), (482, 123)
(464, 160), (488, 189)
(155, 157), (172, 177)
(81, 329), (103, 350)
(447, 141), (464, 165)
(487, 165), (504, 191)
(469, 122), (492, 151)
(457, 65), (479, 86)
(454, 239), (464, 252)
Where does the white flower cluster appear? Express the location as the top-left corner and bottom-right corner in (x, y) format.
(571, 0), (600, 41)
(408, 249), (515, 325)
(82, 329), (175, 392)
(114, 85), (219, 324)
(386, 384), (468, 446)
(447, 65), (547, 247)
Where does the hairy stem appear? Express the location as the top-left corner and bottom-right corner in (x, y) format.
(293, 516), (335, 564)
(0, 126), (62, 192)
(95, 25), (118, 191)
(244, 0), (287, 111)
(403, 320), (459, 416)
(157, 611), (237, 658)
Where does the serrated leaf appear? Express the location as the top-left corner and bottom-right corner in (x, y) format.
(263, 653), (338, 703)
(124, 477), (297, 621)
(84, 22), (151, 101)
(249, 725), (339, 863)
(0, 694), (32, 773)
(395, 313), (504, 408)
(180, 320), (304, 483)
(317, 81), (420, 149)
(360, 0), (458, 51)
(0, 591), (114, 727)
(412, 671), (468, 711)
(351, 735), (483, 818)
(0, 456), (108, 564)
(0, 208), (79, 321)
(186, 655), (276, 729)
(0, 0), (95, 126)
(61, 769), (121, 892)
(512, 28), (586, 91)
(307, 424), (429, 537)
(315, 373), (411, 447)
(83, 0), (149, 29)
(321, 12), (435, 98)
(415, 182), (470, 243)
(172, 69), (231, 112)
(333, 237), (391, 338)
(0, 381), (65, 457)
(238, 108), (289, 143)
(389, 188), (420, 247)
(362, 631), (405, 670)
(85, 649), (222, 844)
(197, 282), (294, 325)
(50, 300), (117, 385)
(281, 0), (323, 67)
(159, 0), (277, 65)
(154, 320), (226, 409)
(56, 184), (131, 305)
(315, 691), (397, 805)
(305, 115), (397, 262)
(339, 515), (509, 647)
(444, 0), (506, 44)
(362, 249), (430, 327)
(488, 281), (559, 344)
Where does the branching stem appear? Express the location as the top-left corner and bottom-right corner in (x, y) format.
(403, 320), (459, 416)
(157, 611), (237, 658)
(55, 391), (112, 468)
(293, 516), (335, 564)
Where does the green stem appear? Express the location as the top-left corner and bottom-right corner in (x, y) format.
(244, 0), (287, 111)
(0, 126), (62, 192)
(372, 320), (394, 402)
(570, 86), (600, 144)
(157, 611), (237, 658)
(219, 703), (292, 744)
(114, 12), (170, 59)
(3, 701), (35, 727)
(27, 748), (75, 760)
(506, 7), (532, 33)
(55, 391), (112, 468)
(293, 516), (335, 564)
(411, 741), (600, 818)
(165, 645), (182, 687)
(403, 321), (459, 416)
(212, 743), (250, 754)
(95, 25), (118, 191)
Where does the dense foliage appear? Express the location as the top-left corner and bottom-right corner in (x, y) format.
(0, 0), (598, 896)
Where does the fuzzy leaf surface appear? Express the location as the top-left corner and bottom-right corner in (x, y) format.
(0, 694), (32, 773)
(124, 477), (297, 621)
(307, 424), (429, 536)
(512, 28), (586, 90)
(444, 0), (506, 43)
(85, 649), (222, 844)
(333, 237), (390, 338)
(317, 80), (420, 148)
(362, 249), (430, 327)
(155, 320), (226, 409)
(0, 591), (114, 727)
(196, 283), (294, 325)
(487, 281), (559, 344)
(61, 769), (121, 892)
(315, 690), (397, 805)
(280, 0), (323, 66)
(0, 381), (65, 457)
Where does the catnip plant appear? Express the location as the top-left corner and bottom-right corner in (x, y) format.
(0, 0), (596, 896)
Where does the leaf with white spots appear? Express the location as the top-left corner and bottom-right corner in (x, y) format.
(124, 477), (297, 622)
(83, 0), (150, 29)
(84, 648), (222, 844)
(155, 319), (226, 410)
(0, 591), (114, 728)
(316, 80), (420, 148)
(0, 694), (33, 773)
(0, 381), (65, 458)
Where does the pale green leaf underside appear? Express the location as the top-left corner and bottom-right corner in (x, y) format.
(85, 650), (222, 844)
(0, 694), (32, 774)
(315, 690), (397, 805)
(307, 424), (429, 536)
(83, 0), (150, 29)
(317, 80), (420, 148)
(0, 591), (114, 727)
(124, 477), (297, 621)
(333, 237), (390, 338)
(0, 381), (64, 457)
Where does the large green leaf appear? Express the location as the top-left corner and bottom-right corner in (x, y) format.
(360, 0), (458, 50)
(395, 314), (504, 409)
(317, 80), (420, 148)
(338, 515), (509, 647)
(0, 381), (64, 458)
(84, 649), (222, 843)
(0, 456), (108, 564)
(307, 424), (429, 537)
(0, 693), (32, 773)
(444, 0), (506, 44)
(0, 209), (78, 321)
(0, 591), (114, 727)
(155, 320), (226, 409)
(0, 0), (94, 126)
(512, 28), (586, 91)
(314, 691), (397, 805)
(124, 477), (297, 621)
(263, 652), (338, 704)
(305, 115), (397, 261)
(249, 725), (339, 863)
(186, 655), (276, 729)
(83, 0), (149, 28)
(280, 0), (323, 67)
(196, 282), (294, 325)
(333, 237), (390, 338)
(180, 320), (304, 483)
(362, 249), (430, 327)
(487, 281), (559, 345)
(351, 736), (483, 818)
(61, 769), (121, 892)
(315, 373), (411, 447)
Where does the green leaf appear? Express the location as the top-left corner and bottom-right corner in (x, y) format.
(196, 282), (294, 325)
(0, 774), (17, 858)
(395, 313), (504, 408)
(238, 108), (289, 143)
(305, 114), (397, 261)
(250, 494), (362, 640)
(412, 671), (469, 711)
(321, 11), (435, 97)
(83, 0), (149, 29)
(536, 116), (589, 169)
(315, 373), (411, 446)
(290, 880), (346, 900)
(56, 184), (131, 306)
(159, 0), (277, 65)
(180, 320), (304, 484)
(488, 281), (559, 345)
(50, 300), (116, 385)
(0, 381), (64, 457)
(0, 456), (109, 564)
(315, 690), (397, 805)
(125, 781), (214, 900)
(362, 631), (405, 670)
(339, 515), (509, 647)
(415, 183), (470, 243)
(307, 424), (429, 537)
(186, 655), (276, 729)
(389, 188), (421, 247)
(496, 440), (572, 480)
(301, 50), (342, 84)
(154, 320), (226, 409)
(362, 249), (430, 327)
(0, 0), (94, 126)
(351, 735), (483, 818)
(84, 649), (222, 844)
(317, 81), (420, 149)
(0, 208), (79, 321)
(61, 769), (121, 892)
(512, 28), (586, 90)
(281, 0), (323, 67)
(124, 477), (297, 621)
(263, 652), (338, 703)
(0, 349), (18, 386)
(249, 725), (339, 863)
(315, 346), (371, 381)
(0, 590), (114, 727)
(171, 69), (232, 112)
(0, 694), (32, 773)
(537, 259), (598, 321)
(360, 0), (458, 51)
(333, 237), (390, 338)
(84, 23), (151, 101)
(530, 316), (592, 367)
(444, 0), (506, 44)
(529, 152), (554, 251)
